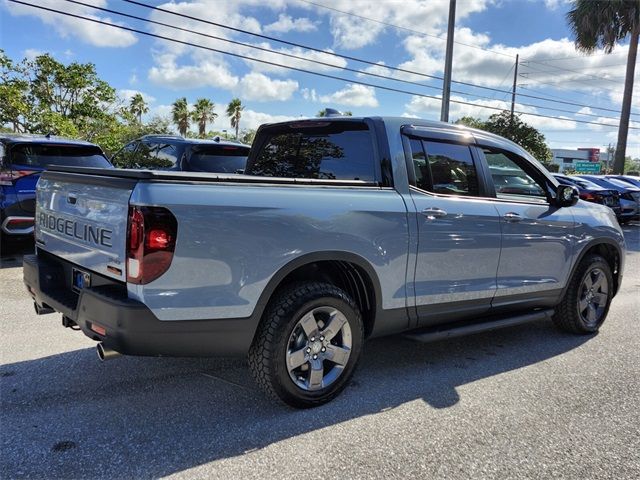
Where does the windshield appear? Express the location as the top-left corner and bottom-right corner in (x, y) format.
(188, 145), (249, 173)
(10, 144), (111, 168)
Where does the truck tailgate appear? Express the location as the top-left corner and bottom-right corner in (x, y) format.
(35, 171), (135, 281)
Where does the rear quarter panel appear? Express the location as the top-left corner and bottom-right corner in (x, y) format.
(128, 182), (410, 321)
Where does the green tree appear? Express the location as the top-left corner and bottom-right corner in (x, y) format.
(567, 0), (639, 174)
(0, 50), (31, 132)
(129, 93), (148, 124)
(171, 97), (190, 136)
(239, 129), (256, 145)
(29, 53), (116, 133)
(191, 98), (217, 138)
(455, 111), (553, 164)
(226, 98), (243, 139)
(317, 109), (352, 117)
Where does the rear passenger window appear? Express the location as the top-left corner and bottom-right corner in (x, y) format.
(409, 139), (479, 196)
(247, 121), (375, 181)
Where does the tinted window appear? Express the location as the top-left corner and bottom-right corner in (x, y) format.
(409, 138), (430, 191)
(483, 148), (546, 200)
(247, 122), (375, 181)
(423, 141), (479, 196)
(10, 144), (111, 168)
(111, 142), (138, 168)
(122, 142), (178, 170)
(188, 145), (249, 173)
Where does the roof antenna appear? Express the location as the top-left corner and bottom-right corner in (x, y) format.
(45, 132), (52, 138)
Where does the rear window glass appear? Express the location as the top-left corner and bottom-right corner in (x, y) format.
(247, 122), (375, 181)
(188, 145), (249, 173)
(10, 144), (111, 168)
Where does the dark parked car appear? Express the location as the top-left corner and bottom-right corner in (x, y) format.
(0, 134), (111, 242)
(577, 175), (640, 224)
(111, 135), (251, 173)
(604, 175), (640, 189)
(489, 165), (545, 196)
(553, 174), (621, 218)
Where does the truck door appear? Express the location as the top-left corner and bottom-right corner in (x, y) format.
(403, 133), (502, 327)
(478, 145), (575, 310)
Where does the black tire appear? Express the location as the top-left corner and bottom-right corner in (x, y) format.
(248, 282), (364, 408)
(553, 254), (613, 334)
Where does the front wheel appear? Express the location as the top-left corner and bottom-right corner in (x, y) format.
(248, 282), (364, 408)
(553, 254), (613, 334)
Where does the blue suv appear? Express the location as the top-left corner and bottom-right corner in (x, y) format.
(0, 134), (111, 242)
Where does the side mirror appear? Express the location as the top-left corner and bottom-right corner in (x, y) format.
(556, 184), (579, 207)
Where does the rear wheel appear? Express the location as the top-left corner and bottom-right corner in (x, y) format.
(248, 282), (364, 408)
(553, 254), (613, 334)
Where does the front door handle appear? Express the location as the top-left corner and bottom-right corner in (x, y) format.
(421, 207), (447, 220)
(503, 212), (522, 223)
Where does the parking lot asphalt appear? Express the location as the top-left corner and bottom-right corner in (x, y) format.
(1, 224), (639, 480)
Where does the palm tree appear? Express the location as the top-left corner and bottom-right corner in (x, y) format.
(129, 93), (148, 124)
(567, 1), (639, 174)
(226, 98), (244, 139)
(171, 97), (190, 136)
(191, 98), (217, 138)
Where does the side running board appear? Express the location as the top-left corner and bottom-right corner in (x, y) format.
(403, 309), (554, 343)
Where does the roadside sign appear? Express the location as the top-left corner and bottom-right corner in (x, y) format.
(575, 161), (601, 173)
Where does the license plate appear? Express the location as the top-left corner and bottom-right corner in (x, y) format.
(72, 268), (91, 292)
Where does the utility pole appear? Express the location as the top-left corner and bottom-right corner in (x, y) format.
(440, 0), (456, 123)
(510, 54), (519, 127)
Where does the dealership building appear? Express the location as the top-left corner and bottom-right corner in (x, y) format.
(551, 148), (606, 173)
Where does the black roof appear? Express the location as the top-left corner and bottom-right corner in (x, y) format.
(139, 134), (250, 148)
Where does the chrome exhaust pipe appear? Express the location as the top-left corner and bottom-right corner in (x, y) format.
(96, 343), (121, 361)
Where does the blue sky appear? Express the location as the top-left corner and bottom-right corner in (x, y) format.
(1, 0), (638, 157)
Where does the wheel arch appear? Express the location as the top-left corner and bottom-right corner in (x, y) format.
(566, 239), (623, 298)
(250, 251), (383, 340)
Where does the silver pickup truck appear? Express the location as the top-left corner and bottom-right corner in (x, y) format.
(24, 117), (625, 407)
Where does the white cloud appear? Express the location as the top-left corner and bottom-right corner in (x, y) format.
(577, 107), (594, 116)
(215, 109), (296, 131)
(301, 88), (319, 102)
(117, 89), (156, 104)
(264, 14), (317, 33)
(23, 48), (44, 60)
(404, 94), (578, 130)
(301, 0), (490, 50)
(6, 0), (137, 48)
(148, 53), (238, 90)
(238, 72), (298, 101)
(319, 84), (379, 107)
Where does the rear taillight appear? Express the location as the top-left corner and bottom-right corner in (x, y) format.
(126, 206), (177, 284)
(0, 168), (37, 186)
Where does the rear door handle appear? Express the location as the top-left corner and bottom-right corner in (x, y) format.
(503, 212), (522, 223)
(421, 207), (447, 220)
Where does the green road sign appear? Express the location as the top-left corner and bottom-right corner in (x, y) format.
(575, 161), (601, 173)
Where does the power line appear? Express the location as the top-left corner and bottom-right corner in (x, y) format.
(9, 1), (640, 131)
(116, 0), (632, 115)
(298, 0), (515, 58)
(519, 63), (628, 75)
(63, 0), (630, 122)
(528, 52), (628, 62)
(520, 59), (622, 85)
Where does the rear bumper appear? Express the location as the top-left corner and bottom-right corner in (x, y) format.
(23, 253), (258, 357)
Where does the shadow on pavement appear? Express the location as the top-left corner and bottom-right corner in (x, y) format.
(0, 320), (591, 479)
(0, 237), (33, 269)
